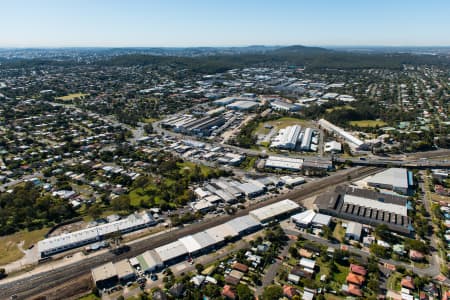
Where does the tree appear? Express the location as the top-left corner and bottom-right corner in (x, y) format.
(195, 263), (204, 273)
(0, 268), (6, 279)
(111, 195), (130, 211)
(143, 123), (153, 134)
(262, 285), (283, 300)
(236, 284), (254, 300)
(88, 203), (102, 220)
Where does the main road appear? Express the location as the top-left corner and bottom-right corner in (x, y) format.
(0, 166), (380, 300)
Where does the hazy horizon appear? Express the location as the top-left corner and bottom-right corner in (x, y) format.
(1, 0), (450, 48)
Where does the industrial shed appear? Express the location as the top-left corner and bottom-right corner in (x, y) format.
(226, 215), (261, 235)
(154, 240), (188, 265)
(91, 262), (118, 289)
(315, 185), (412, 235)
(115, 259), (136, 284)
(38, 211), (156, 257)
(136, 250), (163, 273)
(249, 199), (300, 223)
(205, 223), (238, 244)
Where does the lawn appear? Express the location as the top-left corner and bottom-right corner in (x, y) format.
(56, 93), (89, 101)
(325, 105), (355, 113)
(177, 161), (214, 178)
(143, 117), (159, 123)
(349, 120), (387, 127)
(332, 263), (348, 284)
(77, 293), (100, 300)
(0, 227), (49, 265)
(332, 222), (345, 243)
(386, 271), (402, 291)
(254, 117), (312, 136)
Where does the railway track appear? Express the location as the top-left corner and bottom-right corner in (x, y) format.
(0, 166), (380, 300)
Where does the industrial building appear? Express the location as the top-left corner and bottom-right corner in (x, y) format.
(270, 125), (301, 150)
(264, 156), (304, 171)
(91, 262), (118, 290)
(291, 210), (332, 228)
(136, 250), (163, 273)
(345, 222), (363, 241)
(115, 259), (136, 285)
(91, 199), (301, 289)
(315, 185), (412, 235)
(270, 100), (300, 112)
(213, 96), (237, 106)
(366, 168), (413, 195)
(318, 119), (369, 151)
(300, 128), (313, 151)
(249, 199), (300, 223)
(226, 100), (259, 111)
(38, 211), (156, 257)
(162, 114), (225, 137)
(154, 240), (188, 265)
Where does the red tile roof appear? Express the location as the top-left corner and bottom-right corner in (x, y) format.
(232, 262), (249, 273)
(283, 285), (298, 299)
(222, 285), (236, 299)
(409, 250), (425, 261)
(348, 284), (363, 297)
(401, 276), (415, 290)
(350, 264), (367, 276)
(346, 273), (365, 286)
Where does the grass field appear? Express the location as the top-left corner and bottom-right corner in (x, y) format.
(254, 117), (312, 135)
(77, 294), (100, 300)
(56, 93), (89, 101)
(332, 222), (345, 242)
(325, 105), (355, 113)
(0, 227), (48, 265)
(349, 119), (387, 127)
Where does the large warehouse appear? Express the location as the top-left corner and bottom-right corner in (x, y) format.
(264, 156), (304, 171)
(270, 125), (301, 150)
(318, 118), (369, 151)
(315, 185), (412, 235)
(249, 199), (300, 223)
(366, 168), (413, 195)
(300, 128), (313, 151)
(38, 211), (156, 257)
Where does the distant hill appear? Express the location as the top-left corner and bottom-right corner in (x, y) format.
(0, 45), (449, 73)
(273, 45), (331, 53)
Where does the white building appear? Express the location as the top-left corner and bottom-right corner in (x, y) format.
(270, 125), (301, 150)
(265, 156), (303, 171)
(318, 119), (368, 151)
(249, 199), (300, 223)
(38, 211), (156, 257)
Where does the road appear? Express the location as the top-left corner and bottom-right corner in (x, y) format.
(0, 166), (380, 300)
(256, 238), (294, 296)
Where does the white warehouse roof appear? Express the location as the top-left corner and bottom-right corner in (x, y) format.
(249, 199), (299, 222)
(38, 212), (155, 255)
(136, 250), (163, 272)
(154, 240), (188, 263)
(205, 223), (238, 243)
(226, 215), (260, 234)
(366, 168), (409, 190)
(343, 194), (407, 216)
(265, 156), (303, 171)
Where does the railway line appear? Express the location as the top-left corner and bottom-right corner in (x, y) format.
(0, 166), (380, 300)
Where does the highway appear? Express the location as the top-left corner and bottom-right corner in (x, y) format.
(0, 166), (380, 300)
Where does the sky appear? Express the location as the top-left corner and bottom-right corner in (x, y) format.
(1, 0), (450, 47)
